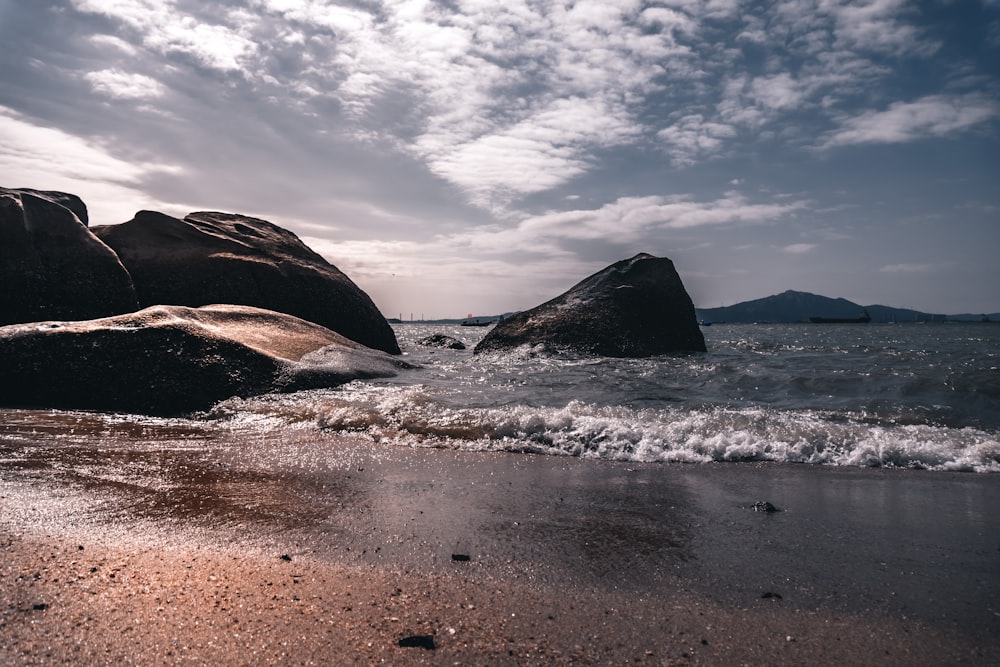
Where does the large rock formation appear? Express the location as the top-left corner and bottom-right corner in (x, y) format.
(0, 304), (411, 416)
(0, 188), (138, 325)
(474, 253), (706, 357)
(92, 210), (400, 354)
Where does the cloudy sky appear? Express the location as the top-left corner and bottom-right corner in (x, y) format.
(2, 0), (998, 318)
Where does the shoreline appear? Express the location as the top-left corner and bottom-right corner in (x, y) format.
(2, 431), (999, 664)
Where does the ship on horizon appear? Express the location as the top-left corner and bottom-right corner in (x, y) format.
(808, 308), (872, 324)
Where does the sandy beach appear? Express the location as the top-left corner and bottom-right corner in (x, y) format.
(2, 426), (998, 665)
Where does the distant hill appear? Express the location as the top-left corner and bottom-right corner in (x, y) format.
(695, 290), (996, 324)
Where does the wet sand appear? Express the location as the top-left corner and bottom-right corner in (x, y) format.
(2, 417), (999, 665)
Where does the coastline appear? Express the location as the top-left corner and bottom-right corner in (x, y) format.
(2, 431), (998, 665)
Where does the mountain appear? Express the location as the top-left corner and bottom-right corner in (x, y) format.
(694, 290), (965, 324)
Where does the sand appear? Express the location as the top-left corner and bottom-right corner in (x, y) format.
(2, 427), (999, 665)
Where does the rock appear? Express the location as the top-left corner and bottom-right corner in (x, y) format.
(417, 334), (466, 350)
(474, 253), (706, 357)
(0, 304), (410, 415)
(749, 501), (780, 513)
(398, 635), (436, 650)
(12, 188), (90, 225)
(92, 210), (400, 354)
(451, 553), (471, 562)
(0, 188), (138, 325)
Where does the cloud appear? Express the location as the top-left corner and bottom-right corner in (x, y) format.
(417, 96), (641, 211)
(830, 0), (938, 57)
(61, 0), (990, 214)
(783, 243), (816, 254)
(85, 68), (165, 100)
(71, 0), (258, 72)
(750, 73), (808, 112)
(879, 263), (939, 273)
(314, 190), (811, 283)
(821, 94), (1000, 148)
(658, 115), (738, 165)
(483, 193), (810, 253)
(0, 106), (183, 224)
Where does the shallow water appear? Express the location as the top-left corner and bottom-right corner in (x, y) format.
(1, 323), (998, 471)
(205, 322), (1000, 472)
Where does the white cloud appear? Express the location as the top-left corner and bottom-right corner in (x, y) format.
(880, 263), (938, 273)
(72, 0), (257, 72)
(0, 106), (183, 224)
(89, 34), (138, 54)
(783, 243), (816, 254)
(418, 96), (641, 210)
(822, 94), (1000, 148)
(658, 114), (738, 165)
(233, 0), (692, 211)
(311, 192), (812, 297)
(831, 0), (938, 57)
(750, 73), (807, 111)
(85, 68), (165, 100)
(490, 193), (809, 251)
(64, 0), (979, 215)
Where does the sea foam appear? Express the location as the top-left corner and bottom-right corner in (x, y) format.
(211, 385), (1000, 472)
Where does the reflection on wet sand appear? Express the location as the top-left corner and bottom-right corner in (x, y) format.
(3, 407), (998, 665)
(1, 408), (696, 588)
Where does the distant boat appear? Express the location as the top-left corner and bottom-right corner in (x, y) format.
(461, 319), (493, 327)
(809, 309), (871, 324)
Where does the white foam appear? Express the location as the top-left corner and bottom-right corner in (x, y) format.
(215, 386), (1000, 472)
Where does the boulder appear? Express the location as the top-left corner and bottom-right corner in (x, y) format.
(416, 334), (467, 350)
(0, 188), (138, 325)
(474, 253), (706, 357)
(0, 304), (411, 416)
(92, 210), (400, 354)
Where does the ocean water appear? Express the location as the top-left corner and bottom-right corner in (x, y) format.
(197, 322), (1000, 473)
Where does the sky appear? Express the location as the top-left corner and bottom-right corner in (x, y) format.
(1, 0), (998, 319)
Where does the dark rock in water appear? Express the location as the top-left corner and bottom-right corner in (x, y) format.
(451, 553), (471, 562)
(417, 334), (466, 350)
(398, 635), (436, 650)
(474, 253), (706, 357)
(0, 188), (138, 326)
(0, 304), (410, 416)
(92, 210), (400, 354)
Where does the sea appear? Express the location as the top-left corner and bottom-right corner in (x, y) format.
(1, 322), (998, 473)
(206, 321), (999, 473)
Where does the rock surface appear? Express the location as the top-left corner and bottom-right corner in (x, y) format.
(0, 188), (138, 325)
(474, 253), (706, 357)
(93, 210), (400, 354)
(0, 304), (410, 415)
(416, 334), (467, 350)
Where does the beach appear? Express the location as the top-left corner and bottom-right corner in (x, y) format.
(2, 426), (998, 665)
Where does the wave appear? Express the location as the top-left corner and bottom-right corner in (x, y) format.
(210, 385), (1000, 473)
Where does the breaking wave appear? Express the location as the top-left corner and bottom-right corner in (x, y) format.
(210, 384), (1000, 472)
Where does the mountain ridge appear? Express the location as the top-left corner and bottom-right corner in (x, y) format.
(694, 290), (997, 323)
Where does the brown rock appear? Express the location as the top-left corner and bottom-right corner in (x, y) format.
(92, 210), (400, 354)
(474, 253), (706, 357)
(0, 188), (138, 325)
(0, 304), (409, 415)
